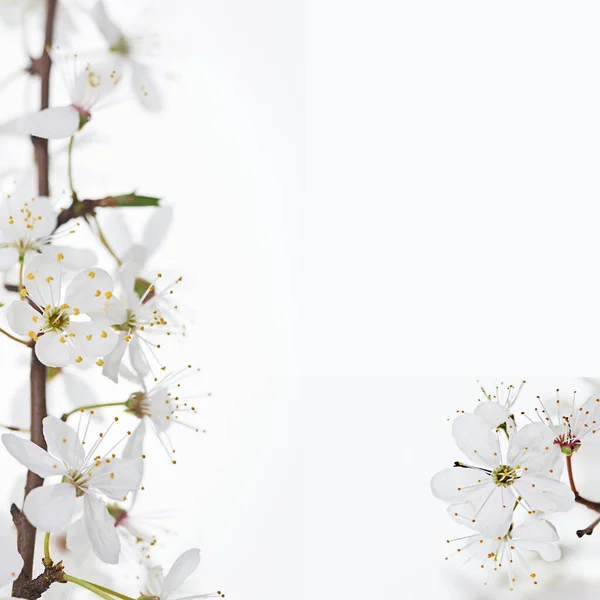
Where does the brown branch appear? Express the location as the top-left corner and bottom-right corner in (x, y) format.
(13, 1), (57, 597)
(564, 454), (600, 539)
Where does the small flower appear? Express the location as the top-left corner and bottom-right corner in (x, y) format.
(142, 549), (224, 600)
(431, 414), (573, 536)
(2, 415), (142, 563)
(0, 533), (23, 587)
(7, 255), (119, 367)
(3, 56), (121, 139)
(533, 390), (600, 457)
(474, 380), (525, 431)
(445, 507), (560, 591)
(91, 0), (165, 110)
(0, 190), (95, 270)
(102, 264), (184, 382)
(123, 366), (207, 462)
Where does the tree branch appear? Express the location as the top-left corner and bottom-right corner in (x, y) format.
(13, 1), (56, 597)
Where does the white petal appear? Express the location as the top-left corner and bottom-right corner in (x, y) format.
(65, 517), (91, 556)
(129, 335), (150, 378)
(90, 0), (122, 45)
(68, 321), (118, 358)
(512, 517), (559, 543)
(513, 539), (561, 561)
(38, 244), (97, 270)
(43, 415), (84, 470)
(508, 422), (561, 474)
(35, 332), (71, 367)
(161, 549), (201, 600)
(122, 420), (146, 460)
(514, 474), (575, 513)
(88, 458), (142, 501)
(23, 483), (76, 531)
(65, 267), (115, 314)
(22, 254), (63, 309)
(102, 335), (127, 383)
(430, 467), (492, 503)
(452, 414), (500, 468)
(7, 301), (41, 336)
(142, 206), (173, 255)
(131, 63), (164, 111)
(0, 247), (18, 270)
(4, 106), (80, 139)
(0, 534), (23, 587)
(83, 494), (121, 564)
(2, 433), (67, 477)
(149, 390), (172, 434)
(447, 499), (513, 538)
(473, 401), (510, 429)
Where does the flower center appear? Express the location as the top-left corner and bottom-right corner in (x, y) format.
(114, 309), (137, 332)
(109, 35), (131, 56)
(62, 470), (89, 497)
(125, 391), (150, 419)
(491, 464), (519, 487)
(107, 503), (129, 527)
(554, 433), (582, 455)
(44, 306), (70, 332)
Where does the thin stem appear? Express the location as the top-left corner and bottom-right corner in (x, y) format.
(0, 327), (30, 346)
(67, 135), (76, 196)
(566, 455), (578, 496)
(85, 582), (137, 600)
(63, 575), (122, 600)
(18, 259), (24, 293)
(89, 214), (122, 266)
(61, 402), (127, 421)
(43, 532), (51, 563)
(577, 515), (600, 538)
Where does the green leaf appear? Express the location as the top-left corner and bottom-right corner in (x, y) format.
(113, 194), (161, 207)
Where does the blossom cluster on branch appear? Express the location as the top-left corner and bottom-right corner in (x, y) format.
(431, 382), (600, 592)
(0, 2), (222, 600)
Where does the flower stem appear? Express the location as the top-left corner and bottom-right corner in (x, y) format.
(84, 581), (137, 600)
(68, 135), (76, 196)
(61, 401), (127, 421)
(43, 532), (51, 564)
(0, 326), (30, 346)
(566, 454), (578, 496)
(63, 574), (124, 600)
(18, 259), (24, 293)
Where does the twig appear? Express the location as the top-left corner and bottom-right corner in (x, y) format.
(565, 454), (600, 538)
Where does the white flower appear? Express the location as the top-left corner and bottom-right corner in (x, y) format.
(122, 367), (206, 462)
(2, 415), (142, 563)
(474, 380), (525, 431)
(91, 0), (164, 110)
(7, 255), (119, 367)
(143, 549), (224, 600)
(445, 508), (560, 591)
(533, 392), (600, 457)
(430, 414), (574, 536)
(3, 56), (121, 139)
(102, 263), (184, 382)
(0, 191), (95, 270)
(0, 533), (23, 587)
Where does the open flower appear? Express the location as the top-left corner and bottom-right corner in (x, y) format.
(0, 191), (95, 270)
(474, 380), (525, 431)
(430, 414), (573, 536)
(0, 534), (23, 587)
(7, 255), (119, 367)
(122, 366), (206, 462)
(2, 415), (142, 563)
(102, 262), (184, 382)
(143, 549), (224, 600)
(3, 56), (121, 139)
(91, 0), (164, 110)
(446, 507), (560, 591)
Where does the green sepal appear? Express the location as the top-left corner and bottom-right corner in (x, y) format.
(113, 194), (160, 207)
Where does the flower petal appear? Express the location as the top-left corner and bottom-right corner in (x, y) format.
(68, 321), (118, 358)
(35, 331), (72, 367)
(430, 467), (492, 503)
(88, 457), (142, 501)
(447, 489), (513, 538)
(2, 433), (67, 477)
(129, 335), (150, 378)
(4, 106), (80, 139)
(65, 267), (115, 314)
(0, 534), (23, 587)
(102, 334), (127, 383)
(83, 494), (121, 564)
(7, 301), (41, 336)
(21, 254), (62, 309)
(452, 414), (500, 468)
(38, 244), (97, 270)
(131, 63), (164, 112)
(514, 474), (575, 513)
(512, 517), (559, 542)
(507, 422), (561, 475)
(65, 517), (91, 556)
(23, 483), (76, 531)
(122, 420), (146, 460)
(90, 0), (122, 45)
(473, 401), (510, 430)
(0, 247), (18, 270)
(161, 549), (201, 600)
(142, 206), (173, 256)
(43, 415), (84, 470)
(512, 538), (561, 561)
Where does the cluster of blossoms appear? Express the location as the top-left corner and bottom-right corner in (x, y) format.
(431, 382), (600, 592)
(0, 2), (222, 600)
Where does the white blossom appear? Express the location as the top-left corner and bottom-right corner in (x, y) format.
(2, 415), (142, 563)
(6, 255), (119, 367)
(474, 380), (525, 431)
(0, 533), (23, 587)
(431, 414), (573, 536)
